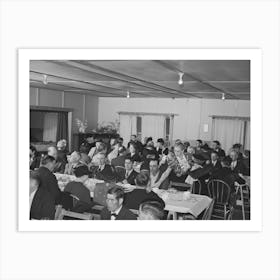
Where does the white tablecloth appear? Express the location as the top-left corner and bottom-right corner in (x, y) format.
(154, 189), (212, 218)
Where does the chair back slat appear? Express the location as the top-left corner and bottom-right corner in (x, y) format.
(207, 179), (231, 204)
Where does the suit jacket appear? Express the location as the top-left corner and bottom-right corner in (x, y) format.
(215, 148), (226, 158)
(30, 187), (56, 220)
(111, 155), (126, 167)
(210, 167), (245, 189)
(92, 164), (116, 182)
(36, 166), (61, 204)
(208, 161), (222, 176)
(100, 206), (137, 220)
(124, 189), (165, 210)
(231, 160), (246, 175)
(121, 170), (139, 185)
(30, 156), (41, 170)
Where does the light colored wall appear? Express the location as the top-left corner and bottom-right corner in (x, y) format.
(98, 97), (250, 142)
(30, 87), (99, 133)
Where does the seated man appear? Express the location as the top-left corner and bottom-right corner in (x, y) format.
(119, 156), (139, 185)
(142, 137), (159, 161)
(36, 155), (61, 204)
(230, 150), (246, 175)
(30, 145), (41, 170)
(101, 186), (137, 220)
(57, 139), (68, 164)
(205, 151), (222, 177)
(91, 152), (116, 182)
(111, 146), (127, 167)
(64, 151), (82, 175)
(155, 138), (169, 158)
(64, 165), (92, 212)
(124, 172), (165, 210)
(211, 140), (226, 159)
(210, 157), (245, 190)
(138, 200), (165, 220)
(88, 139), (104, 159)
(30, 171), (55, 220)
(48, 146), (65, 173)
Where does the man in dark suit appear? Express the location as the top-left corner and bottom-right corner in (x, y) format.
(36, 155), (61, 204)
(119, 157), (139, 185)
(206, 151), (222, 176)
(142, 137), (159, 161)
(30, 171), (55, 220)
(100, 186), (137, 220)
(124, 172), (165, 210)
(209, 157), (245, 189)
(111, 147), (127, 167)
(211, 140), (226, 159)
(92, 152), (116, 182)
(30, 145), (41, 170)
(155, 138), (168, 158)
(229, 150), (246, 175)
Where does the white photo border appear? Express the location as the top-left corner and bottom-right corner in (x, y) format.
(18, 48), (262, 232)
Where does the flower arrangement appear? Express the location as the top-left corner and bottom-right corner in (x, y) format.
(93, 119), (119, 134)
(76, 118), (88, 133)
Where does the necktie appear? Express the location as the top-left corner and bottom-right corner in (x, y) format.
(111, 213), (117, 220)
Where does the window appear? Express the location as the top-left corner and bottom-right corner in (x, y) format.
(165, 117), (170, 144)
(136, 116), (142, 141)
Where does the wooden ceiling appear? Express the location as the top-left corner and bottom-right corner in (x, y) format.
(30, 60), (250, 100)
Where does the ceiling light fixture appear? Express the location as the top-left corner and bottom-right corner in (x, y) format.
(126, 90), (130, 98)
(42, 74), (48, 85)
(178, 72), (184, 86)
(221, 92), (225, 100)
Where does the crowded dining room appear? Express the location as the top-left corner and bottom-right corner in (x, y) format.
(29, 59), (250, 221)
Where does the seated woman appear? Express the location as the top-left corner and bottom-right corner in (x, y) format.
(168, 142), (191, 183)
(64, 151), (82, 175)
(127, 142), (142, 163)
(30, 171), (55, 220)
(30, 145), (41, 170)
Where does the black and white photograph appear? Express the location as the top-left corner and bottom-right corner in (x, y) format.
(1, 1), (279, 280)
(19, 49), (260, 231)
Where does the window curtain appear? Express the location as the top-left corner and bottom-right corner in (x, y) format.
(212, 118), (245, 154)
(56, 112), (68, 143)
(43, 112), (58, 142)
(244, 121), (250, 150)
(119, 114), (137, 147)
(142, 115), (165, 142)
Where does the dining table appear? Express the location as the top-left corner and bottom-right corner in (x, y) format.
(55, 173), (213, 220)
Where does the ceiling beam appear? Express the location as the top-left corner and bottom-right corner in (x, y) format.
(153, 60), (241, 100)
(61, 60), (198, 98)
(30, 71), (149, 98)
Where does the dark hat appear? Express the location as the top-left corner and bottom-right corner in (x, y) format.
(192, 154), (205, 164)
(118, 146), (126, 154)
(74, 165), (90, 177)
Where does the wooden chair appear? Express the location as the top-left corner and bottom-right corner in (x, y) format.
(235, 183), (250, 220)
(207, 179), (233, 220)
(91, 205), (105, 220)
(57, 209), (94, 220)
(191, 180), (202, 194)
(202, 199), (214, 220)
